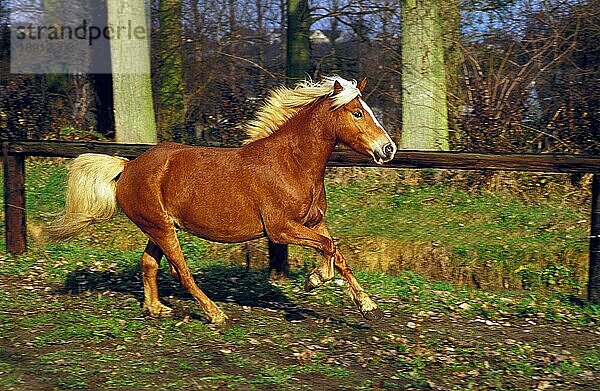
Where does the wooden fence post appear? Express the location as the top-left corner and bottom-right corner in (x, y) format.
(2, 143), (27, 255)
(588, 174), (600, 304)
(268, 240), (289, 281)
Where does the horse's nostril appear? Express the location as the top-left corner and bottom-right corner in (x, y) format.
(383, 143), (394, 157)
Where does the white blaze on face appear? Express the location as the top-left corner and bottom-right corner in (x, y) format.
(359, 98), (396, 164)
(359, 98), (384, 130)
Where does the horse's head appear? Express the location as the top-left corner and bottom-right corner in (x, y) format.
(331, 78), (396, 165)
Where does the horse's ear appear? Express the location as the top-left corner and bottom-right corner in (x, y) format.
(333, 80), (343, 95)
(358, 77), (368, 92)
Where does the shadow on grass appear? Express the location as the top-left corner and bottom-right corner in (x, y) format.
(58, 264), (338, 324)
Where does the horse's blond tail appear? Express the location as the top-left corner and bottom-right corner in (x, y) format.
(47, 153), (128, 241)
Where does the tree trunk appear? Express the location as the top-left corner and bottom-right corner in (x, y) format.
(401, 0), (449, 150)
(280, 0), (287, 66)
(91, 74), (115, 137)
(89, 0), (114, 137)
(286, 0), (312, 83)
(256, 0), (266, 90)
(442, 1), (461, 147)
(107, 0), (157, 144)
(157, 0), (186, 143)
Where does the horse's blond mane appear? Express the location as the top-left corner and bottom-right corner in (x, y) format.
(244, 76), (361, 144)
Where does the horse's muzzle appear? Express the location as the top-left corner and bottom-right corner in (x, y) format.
(373, 141), (397, 164)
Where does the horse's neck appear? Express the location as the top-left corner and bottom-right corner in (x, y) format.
(272, 105), (336, 178)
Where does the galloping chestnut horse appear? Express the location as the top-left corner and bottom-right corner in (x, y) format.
(48, 76), (397, 324)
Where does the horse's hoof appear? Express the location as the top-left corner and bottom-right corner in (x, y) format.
(304, 271), (325, 292)
(144, 302), (174, 318)
(361, 307), (384, 321)
(209, 311), (228, 325)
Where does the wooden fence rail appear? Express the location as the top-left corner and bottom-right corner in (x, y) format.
(2, 140), (600, 303)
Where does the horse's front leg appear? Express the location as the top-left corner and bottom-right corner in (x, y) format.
(267, 220), (382, 320)
(303, 222), (336, 291)
(266, 220), (336, 283)
(332, 249), (383, 320)
(305, 222), (383, 320)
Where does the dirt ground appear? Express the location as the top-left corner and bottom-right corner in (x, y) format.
(1, 262), (599, 390)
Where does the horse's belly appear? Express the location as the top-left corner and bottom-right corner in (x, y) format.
(181, 222), (264, 243)
(171, 203), (265, 243)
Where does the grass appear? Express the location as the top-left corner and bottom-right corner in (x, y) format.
(0, 257), (598, 389)
(324, 173), (588, 290)
(0, 159), (599, 390)
(1, 159), (591, 293)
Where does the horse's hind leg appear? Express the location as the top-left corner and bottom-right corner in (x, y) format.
(149, 229), (228, 324)
(141, 240), (174, 317)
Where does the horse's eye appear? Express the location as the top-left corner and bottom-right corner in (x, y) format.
(352, 111), (363, 119)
